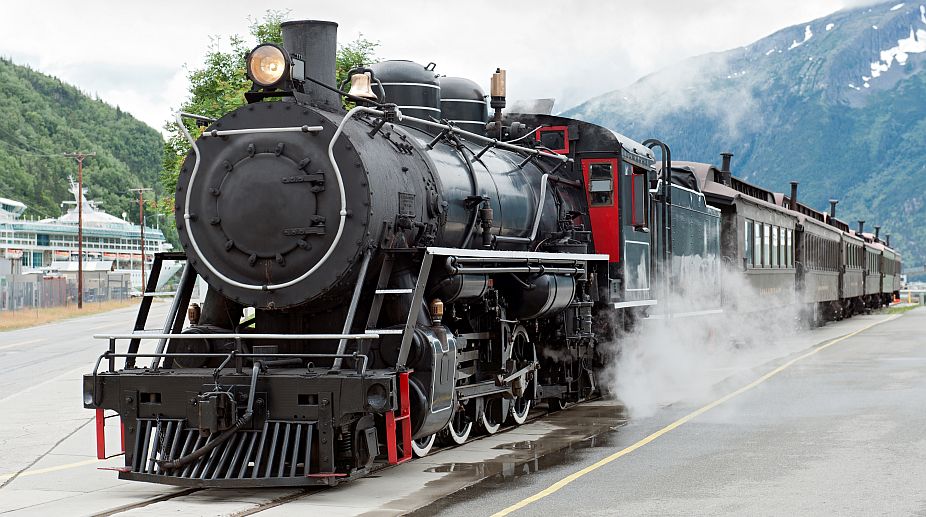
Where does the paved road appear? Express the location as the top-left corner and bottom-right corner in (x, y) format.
(0, 304), (916, 515)
(421, 308), (926, 516)
(0, 302), (170, 481)
(0, 302), (622, 516)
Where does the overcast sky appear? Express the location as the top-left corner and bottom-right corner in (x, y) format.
(0, 0), (872, 133)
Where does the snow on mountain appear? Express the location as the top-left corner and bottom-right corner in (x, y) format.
(562, 1), (926, 267)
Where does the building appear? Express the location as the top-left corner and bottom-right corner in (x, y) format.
(0, 178), (172, 309)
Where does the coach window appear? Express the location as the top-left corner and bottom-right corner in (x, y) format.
(771, 226), (779, 268)
(587, 162), (614, 206)
(816, 238), (821, 270)
(630, 164), (647, 228)
(754, 221), (762, 267)
(778, 228), (788, 267)
(824, 240), (829, 269)
(763, 223), (771, 268)
(808, 236), (815, 269)
(745, 219), (753, 267)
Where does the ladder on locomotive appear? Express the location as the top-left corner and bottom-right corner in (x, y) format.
(347, 248), (434, 464)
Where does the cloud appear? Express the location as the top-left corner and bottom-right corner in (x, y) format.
(0, 0), (858, 132)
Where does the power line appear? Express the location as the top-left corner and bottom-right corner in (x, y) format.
(0, 138), (64, 157)
(0, 126), (48, 155)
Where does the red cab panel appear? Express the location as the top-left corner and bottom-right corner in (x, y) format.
(581, 158), (620, 262)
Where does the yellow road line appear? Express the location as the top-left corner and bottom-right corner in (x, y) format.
(492, 315), (899, 516)
(0, 458), (103, 481)
(0, 338), (42, 351)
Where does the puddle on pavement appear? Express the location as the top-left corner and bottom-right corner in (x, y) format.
(395, 401), (629, 515)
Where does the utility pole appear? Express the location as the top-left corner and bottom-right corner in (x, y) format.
(64, 151), (96, 309)
(130, 188), (153, 291)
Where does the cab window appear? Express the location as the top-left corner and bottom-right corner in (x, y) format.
(535, 126), (569, 154)
(588, 163), (614, 206)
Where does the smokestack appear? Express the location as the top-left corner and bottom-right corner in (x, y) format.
(886, 234), (891, 247)
(720, 152), (733, 186)
(858, 220), (865, 234)
(829, 199), (838, 218)
(789, 181), (798, 211)
(875, 226), (881, 239)
(281, 20), (340, 109)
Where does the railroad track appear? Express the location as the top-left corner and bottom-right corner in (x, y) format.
(88, 400), (589, 516)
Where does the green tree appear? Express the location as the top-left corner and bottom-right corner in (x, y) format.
(0, 57), (162, 229)
(159, 12), (378, 224)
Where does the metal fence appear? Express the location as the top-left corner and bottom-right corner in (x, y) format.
(0, 272), (132, 311)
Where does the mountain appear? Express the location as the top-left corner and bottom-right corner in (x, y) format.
(0, 56), (164, 225)
(564, 1), (926, 270)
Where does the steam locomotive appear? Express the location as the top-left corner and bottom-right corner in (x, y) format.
(83, 19), (901, 487)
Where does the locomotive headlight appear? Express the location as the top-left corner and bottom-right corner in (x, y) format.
(247, 44), (289, 87)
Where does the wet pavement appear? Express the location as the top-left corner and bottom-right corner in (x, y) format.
(0, 305), (920, 515)
(418, 308), (926, 516)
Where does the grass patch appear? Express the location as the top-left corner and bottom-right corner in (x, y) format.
(0, 299), (140, 332)
(881, 304), (920, 315)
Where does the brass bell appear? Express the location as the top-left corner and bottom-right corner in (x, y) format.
(348, 72), (378, 101)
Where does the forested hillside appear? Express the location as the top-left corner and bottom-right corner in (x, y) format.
(0, 56), (163, 224)
(565, 1), (926, 269)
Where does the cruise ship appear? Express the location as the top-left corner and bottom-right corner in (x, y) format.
(0, 177), (171, 282)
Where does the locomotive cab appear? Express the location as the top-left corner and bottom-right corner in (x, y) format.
(507, 115), (657, 311)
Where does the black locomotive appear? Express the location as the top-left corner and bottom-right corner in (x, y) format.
(83, 19), (901, 487)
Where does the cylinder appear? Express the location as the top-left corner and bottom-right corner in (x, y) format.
(430, 274), (489, 302)
(506, 274), (576, 320)
(281, 20), (340, 109)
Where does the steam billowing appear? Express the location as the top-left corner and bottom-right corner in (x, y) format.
(603, 266), (805, 418)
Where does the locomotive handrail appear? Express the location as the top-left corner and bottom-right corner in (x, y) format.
(94, 333), (379, 340)
(529, 174), (551, 241)
(446, 263), (585, 276)
(90, 349), (370, 406)
(199, 125), (324, 137)
(395, 110), (571, 163)
(425, 246), (609, 262)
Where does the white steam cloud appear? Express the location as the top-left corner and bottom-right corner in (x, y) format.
(604, 266), (807, 418)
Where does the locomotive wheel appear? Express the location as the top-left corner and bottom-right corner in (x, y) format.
(508, 327), (536, 425)
(510, 397), (531, 425)
(442, 404), (473, 445)
(479, 397), (505, 435)
(546, 397), (568, 411)
(411, 434), (436, 457)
